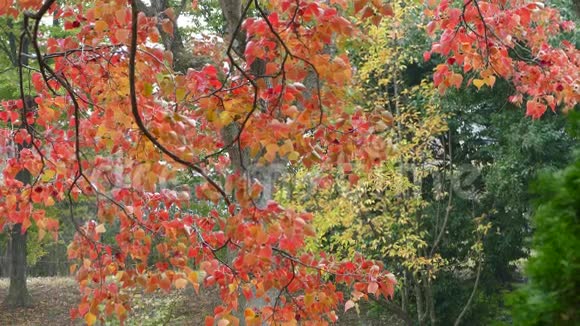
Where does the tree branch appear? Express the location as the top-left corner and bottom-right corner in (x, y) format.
(430, 130), (453, 257)
(454, 257), (482, 326)
(129, 0), (231, 206)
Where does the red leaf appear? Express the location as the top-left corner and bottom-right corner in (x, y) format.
(354, 0), (367, 14)
(379, 4), (393, 16)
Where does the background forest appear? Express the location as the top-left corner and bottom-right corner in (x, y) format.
(0, 0), (578, 325)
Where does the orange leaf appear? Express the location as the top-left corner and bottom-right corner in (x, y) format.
(115, 303), (127, 318)
(485, 75), (496, 87)
(94, 20), (107, 33)
(164, 8), (175, 20)
(84, 312), (97, 326)
(174, 277), (188, 289)
(161, 19), (174, 35)
(115, 29), (130, 43)
(450, 73), (463, 89)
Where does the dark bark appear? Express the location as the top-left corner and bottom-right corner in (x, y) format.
(4, 30), (34, 305)
(1, 238), (10, 277)
(4, 96), (35, 307)
(134, 0), (213, 72)
(3, 224), (32, 307)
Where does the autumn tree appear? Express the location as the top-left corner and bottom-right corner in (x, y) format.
(0, 0), (398, 324)
(0, 0), (577, 324)
(424, 0), (579, 117)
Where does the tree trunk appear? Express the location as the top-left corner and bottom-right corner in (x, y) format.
(3, 30), (33, 308)
(5, 115), (34, 307)
(414, 275), (424, 326)
(4, 224), (32, 307)
(423, 274), (436, 325)
(1, 239), (10, 277)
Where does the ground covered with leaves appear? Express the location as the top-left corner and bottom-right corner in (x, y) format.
(0, 277), (401, 325)
(0, 277), (217, 325)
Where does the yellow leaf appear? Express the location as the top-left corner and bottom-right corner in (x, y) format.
(472, 79), (485, 89)
(38, 228), (46, 241)
(188, 271), (199, 283)
(41, 169), (56, 182)
(218, 111), (234, 127)
(288, 151), (300, 161)
(85, 312), (97, 326)
(95, 125), (108, 138)
(304, 293), (314, 306)
(143, 83), (153, 97)
(176, 87), (186, 101)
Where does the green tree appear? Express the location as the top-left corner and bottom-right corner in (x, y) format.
(506, 111), (579, 325)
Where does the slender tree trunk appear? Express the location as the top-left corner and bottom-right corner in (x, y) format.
(401, 272), (408, 313)
(424, 275), (436, 325)
(454, 258), (482, 326)
(4, 224), (32, 307)
(414, 275), (424, 326)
